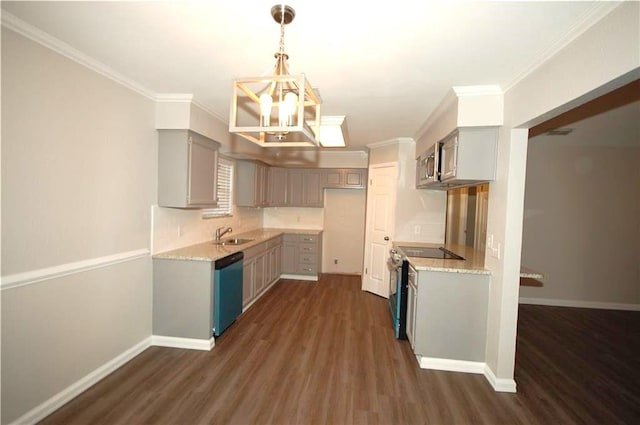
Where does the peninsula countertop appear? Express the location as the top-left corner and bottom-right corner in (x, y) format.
(393, 242), (490, 274)
(153, 228), (322, 262)
(393, 241), (544, 279)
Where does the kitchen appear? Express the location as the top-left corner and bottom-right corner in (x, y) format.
(2, 1), (639, 424)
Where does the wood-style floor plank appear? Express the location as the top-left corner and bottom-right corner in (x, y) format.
(38, 274), (640, 425)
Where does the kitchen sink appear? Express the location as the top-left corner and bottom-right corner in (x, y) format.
(213, 238), (254, 246)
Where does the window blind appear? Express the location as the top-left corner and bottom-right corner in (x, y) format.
(203, 157), (234, 218)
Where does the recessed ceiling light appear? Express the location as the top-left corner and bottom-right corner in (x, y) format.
(546, 128), (574, 136)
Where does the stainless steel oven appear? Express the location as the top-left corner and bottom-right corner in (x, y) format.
(388, 249), (408, 339)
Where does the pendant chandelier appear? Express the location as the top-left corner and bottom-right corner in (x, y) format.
(229, 4), (322, 147)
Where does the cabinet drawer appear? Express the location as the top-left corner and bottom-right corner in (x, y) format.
(298, 234), (318, 243)
(299, 253), (317, 264)
(297, 264), (318, 275)
(298, 243), (317, 254)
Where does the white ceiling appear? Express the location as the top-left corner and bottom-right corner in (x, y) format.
(1, 1), (622, 151)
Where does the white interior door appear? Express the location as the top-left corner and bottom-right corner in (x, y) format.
(362, 163), (397, 298)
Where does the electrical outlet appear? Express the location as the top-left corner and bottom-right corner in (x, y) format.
(334, 259), (338, 264)
(414, 225), (421, 234)
(178, 225), (184, 237)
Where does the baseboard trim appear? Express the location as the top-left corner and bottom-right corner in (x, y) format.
(416, 356), (517, 393)
(9, 337), (152, 425)
(483, 364), (518, 393)
(519, 297), (640, 311)
(417, 356), (486, 374)
(280, 273), (318, 281)
(1, 248), (150, 291)
(151, 335), (215, 351)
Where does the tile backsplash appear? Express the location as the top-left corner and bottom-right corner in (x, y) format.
(151, 205), (263, 254)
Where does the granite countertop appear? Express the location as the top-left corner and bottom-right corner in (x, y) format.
(394, 241), (545, 280)
(153, 228), (322, 262)
(394, 242), (490, 275)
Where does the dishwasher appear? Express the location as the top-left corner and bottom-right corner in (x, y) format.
(213, 251), (244, 337)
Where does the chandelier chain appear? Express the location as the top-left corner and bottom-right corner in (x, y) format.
(278, 5), (286, 58)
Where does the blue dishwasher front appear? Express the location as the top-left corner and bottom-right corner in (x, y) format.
(213, 252), (244, 337)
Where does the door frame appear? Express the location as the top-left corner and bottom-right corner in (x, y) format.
(361, 162), (398, 297)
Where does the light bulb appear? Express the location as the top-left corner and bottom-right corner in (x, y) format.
(279, 92), (298, 126)
(259, 93), (273, 126)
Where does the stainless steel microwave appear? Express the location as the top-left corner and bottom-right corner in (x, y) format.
(416, 142), (441, 187)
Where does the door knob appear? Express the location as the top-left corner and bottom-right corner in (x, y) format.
(384, 236), (389, 241)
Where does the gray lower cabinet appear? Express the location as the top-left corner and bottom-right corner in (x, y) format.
(242, 236), (282, 308)
(153, 259), (214, 340)
(281, 233), (322, 279)
(411, 268), (490, 362)
(158, 130), (220, 208)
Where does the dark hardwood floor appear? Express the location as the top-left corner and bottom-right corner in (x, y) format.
(40, 275), (640, 424)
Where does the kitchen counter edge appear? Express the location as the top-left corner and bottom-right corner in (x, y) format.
(394, 242), (490, 275)
(153, 228), (323, 262)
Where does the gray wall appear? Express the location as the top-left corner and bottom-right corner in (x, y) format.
(1, 28), (155, 423)
(521, 107), (640, 306)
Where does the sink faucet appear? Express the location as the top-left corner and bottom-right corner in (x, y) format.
(215, 226), (232, 241)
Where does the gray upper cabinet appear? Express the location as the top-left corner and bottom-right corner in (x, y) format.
(238, 164), (365, 208)
(440, 128), (498, 184)
(236, 160), (269, 207)
(286, 169), (324, 207)
(323, 168), (367, 189)
(286, 169), (304, 206)
(268, 167), (288, 206)
(158, 130), (220, 208)
(302, 169), (324, 206)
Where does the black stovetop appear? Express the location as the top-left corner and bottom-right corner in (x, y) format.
(398, 246), (465, 260)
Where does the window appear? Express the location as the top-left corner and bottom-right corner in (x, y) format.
(203, 157), (234, 218)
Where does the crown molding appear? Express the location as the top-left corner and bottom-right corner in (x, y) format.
(2, 11), (156, 101)
(503, 1), (623, 92)
(367, 137), (415, 149)
(191, 99), (229, 124)
(453, 85), (503, 97)
(155, 93), (194, 103)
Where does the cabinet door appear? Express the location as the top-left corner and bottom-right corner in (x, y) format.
(344, 169), (366, 188)
(303, 170), (323, 206)
(242, 258), (255, 307)
(274, 245), (282, 278)
(323, 170), (343, 188)
(188, 136), (218, 206)
(323, 169), (367, 189)
(257, 163), (269, 207)
(281, 242), (298, 273)
(406, 279), (417, 349)
(158, 130), (220, 208)
(440, 134), (458, 181)
(254, 254), (266, 294)
(268, 167), (288, 206)
(287, 169), (304, 206)
(237, 161), (270, 207)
